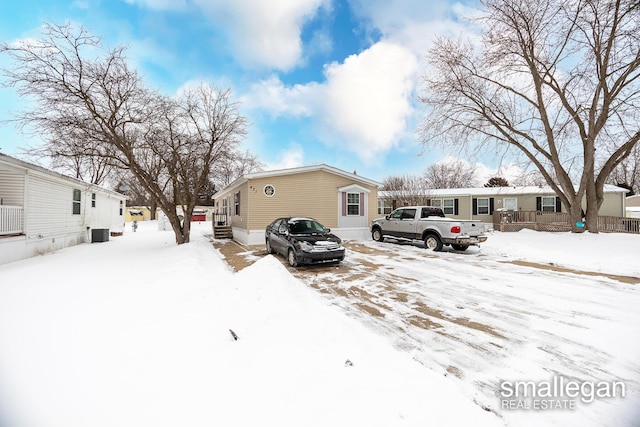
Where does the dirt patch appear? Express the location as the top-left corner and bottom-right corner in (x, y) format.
(211, 239), (264, 272)
(502, 260), (640, 284)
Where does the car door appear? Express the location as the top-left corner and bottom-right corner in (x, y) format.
(272, 220), (292, 255)
(396, 208), (417, 239)
(267, 219), (285, 254)
(386, 209), (405, 237)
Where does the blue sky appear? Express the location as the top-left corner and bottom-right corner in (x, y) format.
(0, 0), (510, 183)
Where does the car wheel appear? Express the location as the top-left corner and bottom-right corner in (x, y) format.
(424, 234), (443, 252)
(451, 244), (469, 251)
(372, 228), (384, 242)
(287, 248), (299, 267)
(266, 238), (274, 254)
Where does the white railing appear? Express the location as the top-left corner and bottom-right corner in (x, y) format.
(0, 205), (24, 235)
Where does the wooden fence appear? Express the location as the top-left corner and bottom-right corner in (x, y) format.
(493, 210), (640, 234)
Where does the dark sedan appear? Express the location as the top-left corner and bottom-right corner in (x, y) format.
(265, 217), (345, 267)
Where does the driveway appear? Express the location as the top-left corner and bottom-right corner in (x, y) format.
(212, 237), (640, 416)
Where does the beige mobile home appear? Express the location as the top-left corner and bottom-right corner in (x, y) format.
(0, 153), (127, 265)
(213, 164), (380, 245)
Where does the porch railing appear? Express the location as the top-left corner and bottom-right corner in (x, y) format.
(0, 205), (24, 235)
(493, 210), (640, 234)
(213, 213), (228, 227)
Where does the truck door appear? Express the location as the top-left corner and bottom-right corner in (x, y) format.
(386, 209), (405, 237)
(396, 208), (417, 239)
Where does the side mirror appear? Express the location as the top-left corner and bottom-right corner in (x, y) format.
(324, 227), (331, 233)
(385, 215), (390, 220)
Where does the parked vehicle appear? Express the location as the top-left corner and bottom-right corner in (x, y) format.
(265, 217), (345, 267)
(370, 206), (487, 251)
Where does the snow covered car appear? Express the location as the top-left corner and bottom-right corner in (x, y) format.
(265, 217), (345, 267)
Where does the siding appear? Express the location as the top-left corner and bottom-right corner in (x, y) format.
(0, 168), (25, 206)
(25, 173), (85, 240)
(245, 170), (377, 230)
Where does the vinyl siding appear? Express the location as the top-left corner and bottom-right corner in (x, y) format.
(0, 168), (25, 206)
(214, 169), (378, 232)
(25, 174), (85, 239)
(247, 170), (352, 229)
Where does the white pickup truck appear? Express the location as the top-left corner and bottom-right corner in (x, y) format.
(370, 206), (487, 251)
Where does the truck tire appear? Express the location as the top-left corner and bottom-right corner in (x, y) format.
(451, 244), (469, 251)
(424, 234), (443, 252)
(372, 227), (384, 242)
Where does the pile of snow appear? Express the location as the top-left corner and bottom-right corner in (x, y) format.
(0, 221), (501, 427)
(481, 228), (640, 277)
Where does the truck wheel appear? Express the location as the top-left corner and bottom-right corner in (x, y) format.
(287, 248), (299, 267)
(424, 234), (443, 252)
(451, 244), (469, 251)
(372, 228), (384, 242)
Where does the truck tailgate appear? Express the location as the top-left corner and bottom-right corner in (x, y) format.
(460, 221), (485, 237)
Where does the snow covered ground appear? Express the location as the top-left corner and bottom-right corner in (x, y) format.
(0, 221), (638, 427)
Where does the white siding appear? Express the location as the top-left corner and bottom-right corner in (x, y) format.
(24, 173), (86, 241)
(0, 167), (25, 206)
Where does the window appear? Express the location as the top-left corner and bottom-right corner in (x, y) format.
(72, 189), (81, 215)
(378, 200), (393, 215)
(542, 196), (556, 212)
(430, 198), (455, 215)
(91, 193), (96, 208)
(347, 193), (360, 215)
(263, 185), (275, 197)
(477, 198), (490, 215)
(503, 197), (517, 211)
(442, 199), (455, 215)
(234, 191), (240, 216)
(222, 198), (228, 215)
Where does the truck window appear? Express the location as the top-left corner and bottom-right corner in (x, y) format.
(402, 209), (416, 219)
(421, 207), (444, 218)
(390, 209), (404, 219)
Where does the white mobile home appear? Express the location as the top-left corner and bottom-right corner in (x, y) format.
(0, 153), (127, 265)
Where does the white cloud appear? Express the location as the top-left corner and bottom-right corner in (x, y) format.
(194, 0), (329, 71)
(319, 41), (418, 160)
(244, 41), (418, 163)
(266, 143), (305, 170)
(242, 76), (318, 117)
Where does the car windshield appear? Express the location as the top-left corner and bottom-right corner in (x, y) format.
(289, 219), (327, 235)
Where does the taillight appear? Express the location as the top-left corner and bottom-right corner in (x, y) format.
(450, 226), (461, 233)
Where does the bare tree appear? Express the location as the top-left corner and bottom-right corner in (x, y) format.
(1, 22), (247, 244)
(423, 158), (478, 188)
(607, 143), (639, 196)
(381, 174), (432, 206)
(420, 0), (640, 232)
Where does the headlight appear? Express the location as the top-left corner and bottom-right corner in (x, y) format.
(297, 241), (314, 252)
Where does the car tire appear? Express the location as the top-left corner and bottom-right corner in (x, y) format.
(424, 234), (443, 252)
(287, 248), (299, 267)
(266, 238), (274, 254)
(372, 228), (384, 242)
(451, 244), (469, 251)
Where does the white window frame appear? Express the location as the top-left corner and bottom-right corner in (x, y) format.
(72, 189), (81, 215)
(542, 196), (556, 212)
(347, 193), (360, 216)
(378, 200), (392, 215)
(503, 197), (517, 211)
(442, 199), (455, 215)
(477, 197), (490, 215)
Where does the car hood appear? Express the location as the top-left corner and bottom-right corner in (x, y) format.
(290, 233), (342, 244)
